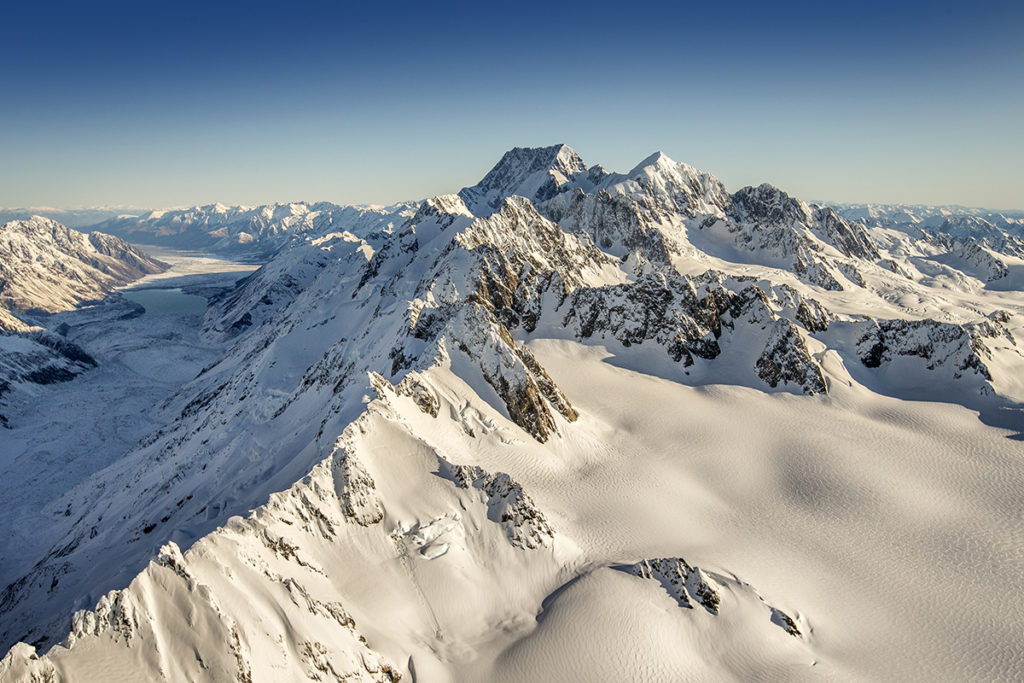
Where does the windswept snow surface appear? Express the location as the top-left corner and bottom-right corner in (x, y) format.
(3, 146), (1024, 682)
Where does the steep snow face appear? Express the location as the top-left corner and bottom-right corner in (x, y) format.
(458, 144), (587, 215)
(595, 151), (732, 220)
(539, 154), (882, 295)
(539, 151), (731, 266)
(946, 240), (1009, 282)
(91, 201), (417, 259)
(3, 146), (1024, 682)
(201, 232), (373, 342)
(0, 217), (167, 314)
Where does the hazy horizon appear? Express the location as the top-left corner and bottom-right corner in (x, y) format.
(3, 0), (1022, 210)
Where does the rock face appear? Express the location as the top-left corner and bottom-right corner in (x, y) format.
(728, 185), (877, 261)
(438, 457), (554, 549)
(451, 195), (619, 333)
(629, 557), (718, 610)
(951, 240), (1008, 282)
(853, 318), (997, 392)
(329, 429), (385, 526)
(439, 303), (578, 442)
(563, 273), (724, 367)
(756, 319), (827, 394)
(710, 184), (877, 291)
(0, 216), (166, 314)
(627, 557), (802, 636)
(458, 144), (586, 215)
(562, 272), (830, 394)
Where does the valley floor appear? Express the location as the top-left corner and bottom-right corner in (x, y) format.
(0, 251), (255, 589)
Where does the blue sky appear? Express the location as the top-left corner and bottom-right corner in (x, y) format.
(2, 0), (1022, 209)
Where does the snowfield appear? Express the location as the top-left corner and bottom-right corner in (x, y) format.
(2, 145), (1023, 682)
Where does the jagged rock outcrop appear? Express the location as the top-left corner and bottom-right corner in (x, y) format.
(560, 270), (829, 394)
(627, 557), (802, 637)
(855, 318), (998, 390)
(562, 272), (724, 367)
(628, 557), (721, 612)
(727, 185), (877, 259)
(539, 151), (731, 266)
(437, 457), (554, 549)
(687, 184), (880, 291)
(438, 303), (578, 442)
(451, 196), (619, 332)
(951, 240), (1008, 282)
(329, 429), (385, 526)
(756, 319), (828, 394)
(807, 205), (879, 261)
(795, 298), (834, 333)
(542, 188), (679, 263)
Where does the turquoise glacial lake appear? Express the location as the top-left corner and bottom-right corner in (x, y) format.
(121, 288), (208, 316)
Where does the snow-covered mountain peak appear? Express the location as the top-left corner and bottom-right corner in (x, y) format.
(396, 194), (475, 248)
(4, 215), (64, 238)
(577, 150), (731, 225)
(418, 193), (473, 219)
(458, 144), (587, 215)
(627, 150), (680, 175)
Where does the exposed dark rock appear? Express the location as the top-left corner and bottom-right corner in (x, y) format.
(438, 457), (554, 549)
(627, 557), (721, 613)
(756, 320), (828, 395)
(855, 318), (995, 383)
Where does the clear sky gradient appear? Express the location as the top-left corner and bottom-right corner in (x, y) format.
(2, 0), (1022, 209)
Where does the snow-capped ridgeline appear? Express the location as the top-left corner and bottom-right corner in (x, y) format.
(91, 201), (417, 259)
(0, 207), (136, 230)
(0, 216), (167, 315)
(2, 146), (1024, 681)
